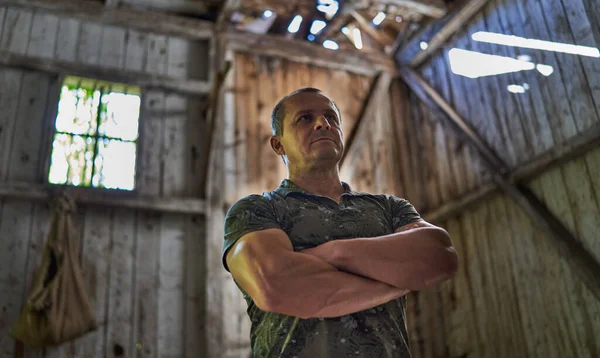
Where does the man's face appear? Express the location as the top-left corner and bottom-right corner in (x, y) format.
(274, 91), (344, 169)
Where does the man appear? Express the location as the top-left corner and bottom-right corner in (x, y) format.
(223, 88), (458, 357)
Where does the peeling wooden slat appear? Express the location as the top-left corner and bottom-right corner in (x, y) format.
(0, 51), (210, 95)
(0, 182), (207, 215)
(3, 0), (213, 40)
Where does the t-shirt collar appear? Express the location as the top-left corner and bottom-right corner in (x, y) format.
(274, 179), (357, 197)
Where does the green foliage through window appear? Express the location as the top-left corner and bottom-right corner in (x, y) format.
(48, 76), (141, 191)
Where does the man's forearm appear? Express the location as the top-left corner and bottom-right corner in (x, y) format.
(262, 252), (408, 319)
(303, 227), (458, 291)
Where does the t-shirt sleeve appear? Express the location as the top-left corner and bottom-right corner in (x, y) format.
(222, 194), (281, 272)
(388, 195), (422, 231)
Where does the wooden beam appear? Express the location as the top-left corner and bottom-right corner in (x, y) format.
(0, 51), (210, 96)
(223, 31), (397, 76)
(215, 0), (241, 32)
(105, 0), (120, 8)
(340, 72), (393, 166)
(350, 10), (396, 46)
(399, 66), (600, 301)
(122, 0), (208, 16)
(379, 0), (447, 19)
(396, 0), (489, 67)
(0, 182), (206, 215)
(3, 0), (214, 40)
(424, 121), (600, 222)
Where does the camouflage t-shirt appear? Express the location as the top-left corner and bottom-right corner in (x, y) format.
(223, 179), (421, 358)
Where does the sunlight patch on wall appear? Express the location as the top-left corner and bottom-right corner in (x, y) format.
(472, 31), (600, 58)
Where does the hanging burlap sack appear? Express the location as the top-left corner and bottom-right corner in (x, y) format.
(10, 193), (96, 348)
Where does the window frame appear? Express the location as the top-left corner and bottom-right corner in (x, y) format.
(41, 74), (144, 195)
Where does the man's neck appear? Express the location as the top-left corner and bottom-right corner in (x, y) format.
(288, 168), (345, 199)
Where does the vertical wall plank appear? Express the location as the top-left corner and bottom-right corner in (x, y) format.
(74, 207), (113, 357)
(157, 214), (185, 358)
(77, 22), (103, 65)
(0, 7), (6, 41)
(0, 200), (34, 357)
(0, 69), (23, 181)
(7, 72), (51, 181)
(132, 212), (160, 358)
(162, 94), (188, 197)
(184, 216), (206, 357)
(99, 25), (127, 69)
(27, 12), (59, 59)
(145, 34), (168, 75)
(0, 8), (33, 55)
(105, 208), (136, 358)
(124, 29), (149, 72)
(54, 17), (80, 63)
(538, 0), (598, 134)
(166, 37), (189, 79)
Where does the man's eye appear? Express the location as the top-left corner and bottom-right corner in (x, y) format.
(299, 115), (311, 121)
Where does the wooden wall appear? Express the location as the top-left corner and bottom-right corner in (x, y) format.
(409, 145), (600, 358)
(392, 0), (600, 356)
(404, 0), (600, 211)
(0, 5), (209, 358)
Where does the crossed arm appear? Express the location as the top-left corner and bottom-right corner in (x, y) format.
(226, 219), (458, 319)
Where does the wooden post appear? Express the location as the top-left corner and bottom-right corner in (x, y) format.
(399, 66), (600, 301)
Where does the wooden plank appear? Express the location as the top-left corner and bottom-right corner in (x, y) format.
(478, 1), (532, 167)
(399, 0), (490, 67)
(77, 22), (103, 65)
(122, 0), (208, 16)
(463, 9), (517, 168)
(388, 81), (410, 199)
(157, 213), (186, 357)
(0, 199), (34, 356)
(7, 71), (51, 181)
(0, 8), (33, 54)
(224, 31), (397, 77)
(559, 0), (600, 123)
(497, 0), (555, 156)
(4, 0), (213, 40)
(0, 182), (207, 215)
(0, 51), (211, 96)
(255, 59), (274, 192)
(74, 206), (112, 357)
(27, 12), (59, 59)
(380, 0), (446, 18)
(537, 0), (598, 134)
(0, 69), (22, 181)
(99, 25), (126, 69)
(162, 94), (189, 197)
(123, 29), (148, 72)
(166, 37), (189, 79)
(105, 208), (136, 358)
(517, 0), (578, 145)
(132, 211), (160, 358)
(350, 10), (395, 46)
(184, 215), (206, 357)
(145, 34), (168, 75)
(0, 7), (6, 41)
(54, 16), (80, 63)
(531, 168), (598, 356)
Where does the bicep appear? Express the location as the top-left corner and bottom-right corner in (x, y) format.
(226, 228), (293, 308)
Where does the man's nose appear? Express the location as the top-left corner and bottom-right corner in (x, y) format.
(314, 115), (331, 130)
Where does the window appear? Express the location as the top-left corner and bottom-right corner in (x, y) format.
(48, 76), (141, 191)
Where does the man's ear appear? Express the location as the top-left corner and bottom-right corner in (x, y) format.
(270, 136), (285, 156)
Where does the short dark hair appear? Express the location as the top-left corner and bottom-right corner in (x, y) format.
(270, 87), (341, 136)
